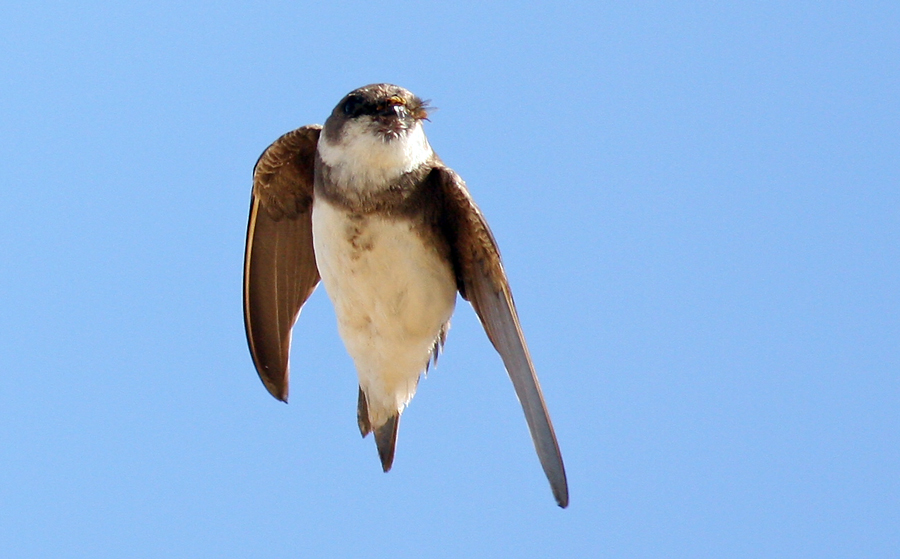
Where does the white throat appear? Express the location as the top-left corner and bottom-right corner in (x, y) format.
(318, 119), (432, 191)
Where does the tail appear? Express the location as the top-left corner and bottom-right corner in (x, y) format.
(357, 386), (401, 472)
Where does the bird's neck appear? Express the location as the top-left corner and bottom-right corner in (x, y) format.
(317, 120), (432, 193)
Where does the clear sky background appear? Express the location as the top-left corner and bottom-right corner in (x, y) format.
(1, 1), (897, 557)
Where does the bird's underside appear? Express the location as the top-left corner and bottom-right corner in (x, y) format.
(311, 192), (458, 472)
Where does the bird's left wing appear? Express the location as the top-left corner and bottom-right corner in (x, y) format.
(243, 125), (322, 402)
(432, 166), (569, 508)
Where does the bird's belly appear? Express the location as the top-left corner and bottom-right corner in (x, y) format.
(311, 199), (456, 422)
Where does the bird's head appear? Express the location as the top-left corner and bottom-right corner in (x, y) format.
(324, 83), (430, 143)
(318, 84), (434, 188)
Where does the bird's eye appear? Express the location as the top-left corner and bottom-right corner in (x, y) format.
(342, 95), (364, 117)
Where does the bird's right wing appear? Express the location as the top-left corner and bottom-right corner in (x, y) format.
(243, 125), (322, 402)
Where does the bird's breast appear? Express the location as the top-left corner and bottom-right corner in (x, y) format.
(311, 198), (456, 353)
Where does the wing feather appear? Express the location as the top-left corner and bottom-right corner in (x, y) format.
(434, 167), (569, 508)
(243, 125), (322, 401)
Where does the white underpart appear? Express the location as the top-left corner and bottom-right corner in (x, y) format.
(317, 118), (431, 192)
(313, 201), (456, 427)
(313, 121), (455, 427)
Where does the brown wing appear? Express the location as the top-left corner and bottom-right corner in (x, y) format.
(433, 166), (569, 508)
(243, 125), (322, 402)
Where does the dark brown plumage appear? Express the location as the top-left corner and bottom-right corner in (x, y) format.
(243, 125), (321, 401)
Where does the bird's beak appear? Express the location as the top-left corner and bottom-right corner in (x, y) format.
(376, 96), (408, 118)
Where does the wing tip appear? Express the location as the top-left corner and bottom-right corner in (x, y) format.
(259, 371), (289, 403)
(553, 479), (570, 508)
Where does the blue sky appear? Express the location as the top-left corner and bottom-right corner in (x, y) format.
(1, 1), (897, 557)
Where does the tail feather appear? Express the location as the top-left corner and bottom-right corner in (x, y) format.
(374, 414), (400, 472)
(357, 386), (371, 437)
(356, 385), (401, 472)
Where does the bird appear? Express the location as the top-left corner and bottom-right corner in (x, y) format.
(243, 83), (568, 507)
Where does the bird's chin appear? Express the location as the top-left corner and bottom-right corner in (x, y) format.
(374, 118), (411, 142)
(375, 128), (405, 142)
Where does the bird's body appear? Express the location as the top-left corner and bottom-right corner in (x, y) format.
(311, 199), (456, 432)
(243, 84), (569, 506)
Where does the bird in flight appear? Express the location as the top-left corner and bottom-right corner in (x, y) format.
(243, 83), (568, 507)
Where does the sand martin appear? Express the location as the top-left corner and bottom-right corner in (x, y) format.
(243, 84), (568, 507)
